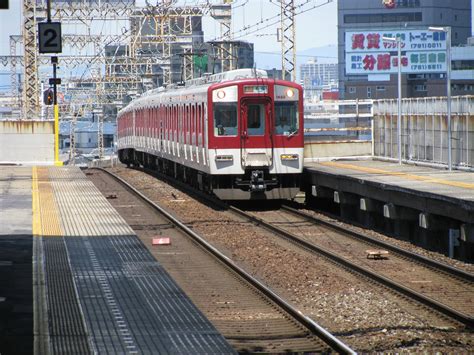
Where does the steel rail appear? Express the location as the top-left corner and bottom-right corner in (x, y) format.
(282, 204), (474, 283)
(228, 205), (474, 329)
(90, 167), (356, 355)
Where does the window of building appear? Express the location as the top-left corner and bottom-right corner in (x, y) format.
(408, 73), (443, 80)
(367, 87), (372, 98)
(455, 32), (458, 40)
(440, 13), (442, 20)
(344, 12), (422, 24)
(349, 87), (356, 94)
(415, 85), (427, 92)
(454, 14), (458, 21)
(376, 86), (386, 91)
(452, 60), (474, 70)
(397, 0), (420, 7)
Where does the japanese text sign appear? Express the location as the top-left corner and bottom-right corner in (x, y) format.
(345, 29), (447, 74)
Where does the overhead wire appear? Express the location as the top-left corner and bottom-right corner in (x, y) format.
(42, 0), (334, 118)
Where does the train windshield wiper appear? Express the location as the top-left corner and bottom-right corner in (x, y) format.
(287, 129), (298, 138)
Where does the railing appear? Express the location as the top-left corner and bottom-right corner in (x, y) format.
(373, 96), (474, 169)
(304, 100), (373, 160)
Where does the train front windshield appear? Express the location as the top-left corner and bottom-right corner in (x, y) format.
(214, 103), (238, 136)
(274, 102), (298, 136)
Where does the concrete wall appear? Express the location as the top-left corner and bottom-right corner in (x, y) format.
(0, 120), (54, 164)
(304, 140), (372, 160)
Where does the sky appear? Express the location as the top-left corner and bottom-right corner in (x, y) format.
(0, 0), (473, 71)
(0, 0), (337, 56)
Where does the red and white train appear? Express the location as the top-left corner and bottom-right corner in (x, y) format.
(117, 69), (304, 200)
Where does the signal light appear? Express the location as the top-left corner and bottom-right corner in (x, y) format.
(43, 88), (54, 105)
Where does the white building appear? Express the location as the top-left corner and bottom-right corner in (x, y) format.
(451, 39), (474, 90)
(300, 58), (338, 100)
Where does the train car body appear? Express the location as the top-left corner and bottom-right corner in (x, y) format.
(117, 69), (304, 200)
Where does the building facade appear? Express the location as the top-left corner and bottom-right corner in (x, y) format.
(300, 59), (338, 100)
(338, 0), (472, 99)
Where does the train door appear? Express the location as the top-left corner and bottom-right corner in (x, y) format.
(239, 98), (274, 168)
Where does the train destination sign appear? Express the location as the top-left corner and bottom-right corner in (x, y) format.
(345, 29), (447, 74)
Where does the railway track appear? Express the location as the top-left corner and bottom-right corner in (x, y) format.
(281, 204), (474, 281)
(87, 167), (355, 354)
(91, 165), (474, 352)
(234, 205), (474, 328)
(105, 165), (474, 327)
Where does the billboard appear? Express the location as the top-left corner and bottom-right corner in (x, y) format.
(345, 30), (447, 74)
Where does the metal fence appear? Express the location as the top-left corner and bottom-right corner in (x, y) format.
(373, 96), (474, 169)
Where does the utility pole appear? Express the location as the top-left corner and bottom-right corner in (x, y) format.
(98, 114), (104, 160)
(23, 0), (39, 119)
(429, 26), (452, 171)
(279, 0), (296, 82)
(39, 0), (63, 165)
(51, 55), (60, 165)
(69, 117), (76, 165)
(382, 35), (402, 164)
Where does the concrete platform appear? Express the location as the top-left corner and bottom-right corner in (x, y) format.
(1, 166), (235, 354)
(0, 168), (34, 355)
(304, 159), (474, 261)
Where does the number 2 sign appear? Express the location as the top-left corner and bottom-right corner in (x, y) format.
(38, 22), (62, 53)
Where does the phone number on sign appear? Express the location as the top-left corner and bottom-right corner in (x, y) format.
(411, 43), (443, 49)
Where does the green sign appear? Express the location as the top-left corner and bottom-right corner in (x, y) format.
(193, 55), (208, 73)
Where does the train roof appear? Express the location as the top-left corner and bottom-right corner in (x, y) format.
(119, 69), (268, 115)
(118, 69), (301, 116)
(140, 69), (268, 97)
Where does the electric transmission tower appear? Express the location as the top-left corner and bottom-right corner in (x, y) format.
(279, 0), (296, 82)
(210, 0), (237, 72)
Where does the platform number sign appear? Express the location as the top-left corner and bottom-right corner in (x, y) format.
(38, 22), (62, 54)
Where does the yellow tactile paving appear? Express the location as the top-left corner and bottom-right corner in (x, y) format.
(320, 161), (474, 190)
(32, 166), (63, 237)
(32, 166), (135, 238)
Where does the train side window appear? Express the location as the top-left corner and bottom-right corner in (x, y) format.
(184, 105), (188, 144)
(198, 104), (204, 147)
(197, 104), (201, 146)
(175, 105), (178, 143)
(202, 103), (207, 146)
(213, 103), (237, 136)
(192, 104), (196, 145)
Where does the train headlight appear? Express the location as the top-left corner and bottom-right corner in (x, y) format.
(215, 155), (233, 162)
(286, 89), (295, 98)
(280, 154), (299, 161)
(216, 90), (226, 99)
